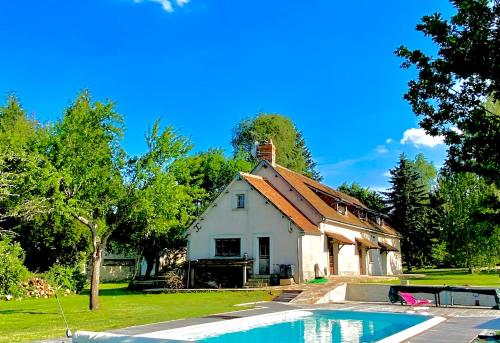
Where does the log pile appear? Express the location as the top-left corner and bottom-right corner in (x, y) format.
(22, 277), (55, 298)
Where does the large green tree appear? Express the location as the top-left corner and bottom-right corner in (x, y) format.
(173, 148), (252, 204)
(396, 0), (500, 184)
(37, 92), (126, 310)
(231, 113), (320, 180)
(112, 121), (194, 277)
(385, 154), (430, 270)
(436, 172), (500, 270)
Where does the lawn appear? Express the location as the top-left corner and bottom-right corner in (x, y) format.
(0, 283), (277, 342)
(364, 268), (500, 286)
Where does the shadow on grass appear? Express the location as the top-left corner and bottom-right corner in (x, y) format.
(0, 309), (57, 315)
(80, 288), (143, 296)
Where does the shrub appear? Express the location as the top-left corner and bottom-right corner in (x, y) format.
(45, 264), (86, 293)
(0, 238), (29, 298)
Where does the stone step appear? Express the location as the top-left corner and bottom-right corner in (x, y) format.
(273, 290), (302, 303)
(244, 282), (269, 287)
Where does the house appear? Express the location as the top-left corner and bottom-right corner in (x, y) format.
(186, 141), (402, 287)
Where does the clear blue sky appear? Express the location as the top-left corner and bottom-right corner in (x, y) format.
(0, 0), (454, 190)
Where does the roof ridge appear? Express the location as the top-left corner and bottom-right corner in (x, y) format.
(239, 172), (264, 179)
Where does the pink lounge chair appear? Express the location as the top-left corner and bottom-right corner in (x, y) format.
(398, 292), (433, 306)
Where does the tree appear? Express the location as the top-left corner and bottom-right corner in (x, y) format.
(112, 121), (194, 277)
(337, 182), (386, 213)
(411, 153), (437, 193)
(0, 95), (37, 153)
(396, 0), (500, 184)
(385, 154), (429, 270)
(45, 92), (125, 310)
(436, 172), (500, 271)
(231, 113), (321, 180)
(173, 148), (252, 204)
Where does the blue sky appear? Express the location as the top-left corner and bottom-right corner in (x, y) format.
(0, 0), (453, 190)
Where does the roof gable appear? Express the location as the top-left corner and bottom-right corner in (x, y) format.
(240, 172), (319, 234)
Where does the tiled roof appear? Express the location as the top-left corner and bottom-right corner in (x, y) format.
(240, 173), (320, 234)
(273, 164), (400, 237)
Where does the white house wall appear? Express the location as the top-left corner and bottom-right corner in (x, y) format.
(321, 222), (402, 276)
(300, 234), (325, 280)
(187, 177), (302, 280)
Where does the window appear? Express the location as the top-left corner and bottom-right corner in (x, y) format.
(215, 238), (241, 257)
(337, 203), (347, 215)
(236, 194), (245, 209)
(376, 216), (381, 225)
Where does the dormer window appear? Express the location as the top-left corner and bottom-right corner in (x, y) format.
(376, 216), (381, 225)
(336, 203), (347, 215)
(357, 210), (367, 221)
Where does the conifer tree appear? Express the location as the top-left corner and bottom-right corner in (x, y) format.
(385, 154), (429, 270)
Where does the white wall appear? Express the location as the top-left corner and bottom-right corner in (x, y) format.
(322, 222), (403, 276)
(300, 234), (326, 280)
(187, 177), (303, 280)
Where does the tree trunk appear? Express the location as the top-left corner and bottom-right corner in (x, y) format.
(144, 255), (155, 278)
(90, 243), (103, 310)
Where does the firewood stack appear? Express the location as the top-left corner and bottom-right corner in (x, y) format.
(22, 277), (55, 298)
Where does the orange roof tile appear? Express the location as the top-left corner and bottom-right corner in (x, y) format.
(273, 164), (400, 237)
(240, 173), (319, 234)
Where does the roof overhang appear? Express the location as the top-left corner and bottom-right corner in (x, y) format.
(355, 237), (379, 249)
(378, 241), (399, 252)
(325, 231), (355, 245)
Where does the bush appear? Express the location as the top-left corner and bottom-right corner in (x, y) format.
(0, 238), (29, 298)
(45, 264), (86, 293)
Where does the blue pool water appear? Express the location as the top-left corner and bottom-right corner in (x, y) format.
(199, 310), (429, 343)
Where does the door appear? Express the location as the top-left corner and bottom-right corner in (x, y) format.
(258, 237), (270, 275)
(328, 239), (335, 275)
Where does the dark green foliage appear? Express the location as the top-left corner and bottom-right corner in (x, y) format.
(337, 182), (386, 213)
(0, 238), (29, 297)
(385, 154), (430, 270)
(396, 0), (500, 185)
(231, 113), (320, 180)
(16, 215), (90, 272)
(45, 264), (86, 293)
(435, 172), (499, 269)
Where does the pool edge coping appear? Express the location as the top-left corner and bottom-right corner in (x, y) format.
(132, 308), (446, 342)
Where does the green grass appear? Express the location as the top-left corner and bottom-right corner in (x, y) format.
(364, 268), (500, 286)
(307, 277), (328, 284)
(0, 283), (277, 342)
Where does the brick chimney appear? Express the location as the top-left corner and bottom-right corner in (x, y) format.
(256, 140), (276, 166)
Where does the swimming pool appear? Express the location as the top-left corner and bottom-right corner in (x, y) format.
(135, 309), (446, 343)
(199, 310), (428, 343)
